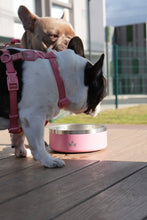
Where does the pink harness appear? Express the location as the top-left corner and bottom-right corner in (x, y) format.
(0, 49), (69, 133)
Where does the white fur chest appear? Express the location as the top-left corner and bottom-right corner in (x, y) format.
(19, 58), (60, 120)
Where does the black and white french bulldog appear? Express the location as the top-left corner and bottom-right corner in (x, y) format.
(0, 37), (106, 168)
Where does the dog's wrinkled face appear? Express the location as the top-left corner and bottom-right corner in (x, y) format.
(18, 5), (75, 52)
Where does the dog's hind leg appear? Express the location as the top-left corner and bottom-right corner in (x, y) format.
(20, 113), (65, 168)
(11, 132), (27, 157)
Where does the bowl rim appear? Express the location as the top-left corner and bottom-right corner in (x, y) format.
(49, 124), (107, 134)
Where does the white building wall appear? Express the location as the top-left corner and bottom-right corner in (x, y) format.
(73, 0), (88, 50)
(73, 0), (105, 52)
(90, 0), (105, 51)
(0, 0), (14, 38)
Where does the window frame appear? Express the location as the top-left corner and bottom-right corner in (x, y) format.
(35, 0), (73, 25)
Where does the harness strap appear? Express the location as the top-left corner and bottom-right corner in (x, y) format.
(1, 50), (22, 133)
(46, 52), (69, 108)
(0, 49), (69, 133)
(11, 50), (46, 61)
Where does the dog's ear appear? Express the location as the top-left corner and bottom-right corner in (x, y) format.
(85, 54), (105, 85)
(93, 54), (105, 78)
(18, 5), (38, 32)
(61, 10), (67, 21)
(68, 36), (85, 57)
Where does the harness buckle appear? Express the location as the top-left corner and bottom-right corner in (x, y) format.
(6, 71), (19, 91)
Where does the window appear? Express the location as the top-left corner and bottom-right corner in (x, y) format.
(132, 59), (139, 74)
(118, 59), (122, 74)
(51, 0), (73, 23)
(35, 0), (73, 23)
(52, 5), (70, 21)
(144, 23), (146, 38)
(127, 25), (133, 42)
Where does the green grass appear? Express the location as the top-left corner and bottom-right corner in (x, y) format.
(55, 104), (147, 125)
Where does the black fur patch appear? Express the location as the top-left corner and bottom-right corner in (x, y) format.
(84, 62), (106, 114)
(0, 49), (24, 118)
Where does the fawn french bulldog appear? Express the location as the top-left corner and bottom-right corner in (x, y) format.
(0, 37), (106, 168)
(18, 5), (75, 52)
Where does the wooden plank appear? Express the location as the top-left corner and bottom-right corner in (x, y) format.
(0, 144), (14, 159)
(0, 125), (146, 219)
(1, 125), (147, 162)
(0, 161), (146, 220)
(0, 159), (98, 203)
(1, 124), (147, 173)
(1, 124), (146, 177)
(55, 166), (147, 220)
(0, 130), (15, 159)
(0, 155), (37, 177)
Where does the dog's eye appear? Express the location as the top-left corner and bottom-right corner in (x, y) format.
(53, 34), (58, 38)
(48, 34), (58, 38)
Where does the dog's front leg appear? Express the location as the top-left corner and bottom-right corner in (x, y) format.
(20, 114), (65, 168)
(11, 132), (27, 157)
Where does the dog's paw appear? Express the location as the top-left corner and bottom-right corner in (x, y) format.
(34, 152), (65, 168)
(43, 157), (65, 168)
(15, 146), (27, 158)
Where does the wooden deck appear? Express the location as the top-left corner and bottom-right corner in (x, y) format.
(0, 124), (147, 220)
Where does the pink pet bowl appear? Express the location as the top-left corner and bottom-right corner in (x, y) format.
(49, 124), (107, 153)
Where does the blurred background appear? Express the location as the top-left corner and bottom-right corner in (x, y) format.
(0, 0), (147, 109)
